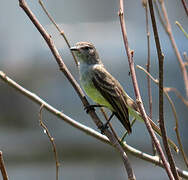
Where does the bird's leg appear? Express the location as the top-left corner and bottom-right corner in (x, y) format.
(84, 104), (104, 113)
(101, 113), (115, 134)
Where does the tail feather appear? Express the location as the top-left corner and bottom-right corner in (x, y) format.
(114, 111), (132, 134)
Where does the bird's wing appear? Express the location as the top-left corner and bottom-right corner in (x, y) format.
(92, 65), (131, 133)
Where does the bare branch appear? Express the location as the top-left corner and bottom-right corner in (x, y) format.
(119, 0), (176, 179)
(148, 1), (180, 179)
(137, 65), (188, 168)
(153, 0), (166, 31)
(169, 88), (188, 108)
(143, 0), (152, 123)
(164, 88), (188, 168)
(181, 0), (188, 16)
(0, 71), (105, 142)
(158, 0), (188, 98)
(137, 65), (159, 83)
(39, 105), (60, 180)
(0, 151), (9, 180)
(38, 0), (79, 66)
(1, 70), (188, 179)
(148, 1), (181, 179)
(175, 21), (188, 39)
(142, 0), (156, 155)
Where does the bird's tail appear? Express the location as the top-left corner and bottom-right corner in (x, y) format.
(114, 111), (132, 134)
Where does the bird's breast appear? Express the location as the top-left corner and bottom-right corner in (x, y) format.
(79, 64), (112, 109)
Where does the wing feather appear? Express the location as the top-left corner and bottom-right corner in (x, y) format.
(92, 65), (131, 133)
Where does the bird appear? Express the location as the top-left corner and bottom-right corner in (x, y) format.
(70, 42), (178, 151)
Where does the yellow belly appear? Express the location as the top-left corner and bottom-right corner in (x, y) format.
(81, 80), (113, 110)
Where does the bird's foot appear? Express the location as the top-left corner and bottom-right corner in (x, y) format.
(84, 105), (95, 114)
(100, 113), (114, 134)
(84, 104), (104, 114)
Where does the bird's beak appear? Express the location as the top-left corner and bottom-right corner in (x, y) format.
(70, 46), (79, 51)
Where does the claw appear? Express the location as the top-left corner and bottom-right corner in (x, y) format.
(84, 105), (95, 113)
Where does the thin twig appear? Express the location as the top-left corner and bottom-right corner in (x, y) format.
(181, 0), (188, 16)
(39, 105), (60, 180)
(1, 70), (188, 179)
(142, 0), (156, 156)
(143, 0), (153, 125)
(137, 65), (188, 168)
(137, 65), (188, 108)
(18, 1), (135, 179)
(155, 2), (188, 99)
(158, 0), (188, 98)
(137, 65), (159, 83)
(148, 1), (180, 179)
(175, 21), (188, 39)
(153, 0), (166, 31)
(0, 151), (9, 180)
(164, 88), (188, 168)
(38, 0), (79, 66)
(169, 88), (188, 108)
(119, 0), (175, 179)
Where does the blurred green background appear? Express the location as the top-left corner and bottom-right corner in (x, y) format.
(0, 0), (188, 179)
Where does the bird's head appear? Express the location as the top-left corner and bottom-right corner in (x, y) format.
(70, 42), (100, 65)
